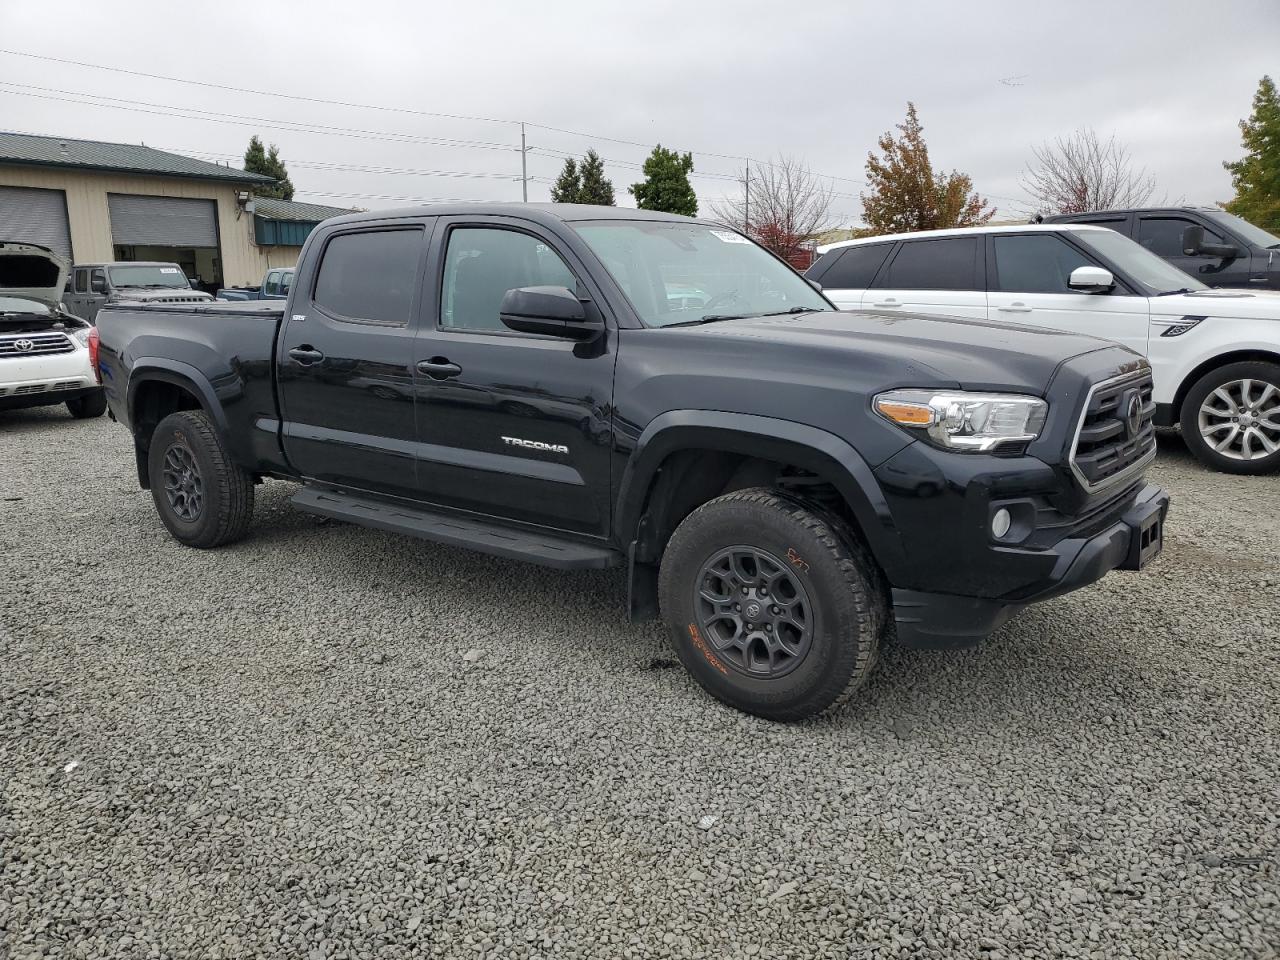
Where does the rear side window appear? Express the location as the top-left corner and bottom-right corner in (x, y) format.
(313, 228), (423, 324)
(993, 234), (1092, 293)
(820, 244), (892, 289)
(881, 237), (979, 290)
(1138, 217), (1224, 257)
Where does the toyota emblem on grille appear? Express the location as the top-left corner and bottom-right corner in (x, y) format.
(13, 338), (35, 352)
(1123, 390), (1142, 439)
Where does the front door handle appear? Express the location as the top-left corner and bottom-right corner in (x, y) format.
(997, 303), (1032, 313)
(871, 298), (901, 308)
(417, 358), (462, 380)
(288, 345), (325, 364)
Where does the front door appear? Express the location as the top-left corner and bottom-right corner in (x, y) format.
(277, 220), (432, 500)
(867, 235), (988, 318)
(1135, 214), (1251, 288)
(412, 219), (615, 538)
(986, 232), (1151, 357)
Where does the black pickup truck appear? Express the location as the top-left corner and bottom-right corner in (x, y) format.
(96, 204), (1169, 720)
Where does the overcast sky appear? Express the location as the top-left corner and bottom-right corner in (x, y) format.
(1, 0), (1276, 225)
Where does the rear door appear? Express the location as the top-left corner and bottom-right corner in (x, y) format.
(410, 217), (616, 538)
(986, 232), (1150, 356)
(868, 236), (987, 318)
(277, 218), (434, 499)
(809, 242), (894, 308)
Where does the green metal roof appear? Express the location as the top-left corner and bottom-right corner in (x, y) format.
(0, 131), (276, 184)
(252, 196), (354, 222)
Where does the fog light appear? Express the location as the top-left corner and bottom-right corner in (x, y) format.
(992, 508), (1012, 539)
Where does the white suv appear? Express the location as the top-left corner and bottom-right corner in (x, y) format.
(1, 241), (105, 420)
(809, 224), (1280, 474)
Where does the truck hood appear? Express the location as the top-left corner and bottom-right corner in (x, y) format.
(0, 241), (69, 308)
(1155, 288), (1280, 319)
(682, 309), (1120, 394)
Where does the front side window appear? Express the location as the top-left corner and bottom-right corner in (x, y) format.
(1137, 218), (1224, 258)
(90, 269), (106, 292)
(441, 228), (576, 332)
(993, 234), (1093, 294)
(821, 243), (892, 289)
(571, 220), (830, 328)
(263, 271), (280, 296)
(107, 265), (191, 290)
(881, 237), (979, 290)
(313, 228), (423, 324)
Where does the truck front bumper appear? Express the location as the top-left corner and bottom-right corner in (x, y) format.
(891, 483), (1170, 649)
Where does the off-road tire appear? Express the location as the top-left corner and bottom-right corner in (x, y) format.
(658, 488), (886, 721)
(1179, 360), (1280, 475)
(148, 410), (254, 548)
(66, 390), (107, 419)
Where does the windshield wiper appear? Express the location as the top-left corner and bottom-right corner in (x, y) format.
(756, 306), (825, 317)
(1155, 287), (1194, 296)
(663, 313), (755, 328)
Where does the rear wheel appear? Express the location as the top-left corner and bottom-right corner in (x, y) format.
(658, 488), (885, 721)
(1179, 361), (1280, 474)
(66, 390), (107, 419)
(147, 410), (254, 548)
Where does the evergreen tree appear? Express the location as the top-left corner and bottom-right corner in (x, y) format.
(629, 144), (697, 216)
(1223, 76), (1280, 231)
(578, 149), (616, 205)
(243, 135), (295, 201)
(860, 103), (993, 233)
(550, 157), (581, 203)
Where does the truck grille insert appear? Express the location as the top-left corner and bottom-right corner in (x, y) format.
(0, 333), (75, 357)
(1070, 370), (1157, 492)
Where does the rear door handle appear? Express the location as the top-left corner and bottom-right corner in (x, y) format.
(997, 303), (1032, 313)
(871, 298), (901, 308)
(288, 345), (325, 364)
(417, 358), (462, 380)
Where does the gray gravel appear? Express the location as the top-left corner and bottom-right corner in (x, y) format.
(2, 406), (1278, 959)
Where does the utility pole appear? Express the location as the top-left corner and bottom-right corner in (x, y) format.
(520, 122), (528, 202)
(743, 158), (750, 233)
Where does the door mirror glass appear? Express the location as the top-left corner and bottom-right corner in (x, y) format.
(500, 285), (601, 339)
(1068, 265), (1115, 293)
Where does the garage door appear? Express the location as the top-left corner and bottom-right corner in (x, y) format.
(108, 194), (218, 247)
(0, 186), (72, 259)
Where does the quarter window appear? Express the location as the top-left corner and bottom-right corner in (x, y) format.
(993, 235), (1093, 294)
(820, 244), (892, 289)
(1137, 218), (1224, 257)
(441, 228), (576, 332)
(313, 228), (423, 324)
(881, 237), (979, 290)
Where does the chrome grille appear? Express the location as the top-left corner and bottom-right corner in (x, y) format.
(1070, 369), (1157, 492)
(0, 332), (75, 357)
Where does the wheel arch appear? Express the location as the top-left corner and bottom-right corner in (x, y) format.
(127, 361), (228, 488)
(1170, 348), (1280, 424)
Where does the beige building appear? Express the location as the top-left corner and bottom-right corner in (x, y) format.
(0, 132), (349, 291)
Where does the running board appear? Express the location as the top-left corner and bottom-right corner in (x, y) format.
(291, 486), (621, 570)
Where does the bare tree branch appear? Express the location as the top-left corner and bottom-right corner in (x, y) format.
(1021, 128), (1155, 215)
(710, 154), (835, 265)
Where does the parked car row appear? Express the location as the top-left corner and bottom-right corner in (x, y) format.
(216, 267), (294, 302)
(809, 212), (1280, 474)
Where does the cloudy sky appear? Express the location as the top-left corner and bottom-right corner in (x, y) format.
(1, 0), (1276, 225)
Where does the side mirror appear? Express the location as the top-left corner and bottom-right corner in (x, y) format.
(806, 277), (823, 293)
(1068, 266), (1115, 294)
(1182, 224), (1241, 259)
(500, 286), (602, 340)
(90, 277), (107, 294)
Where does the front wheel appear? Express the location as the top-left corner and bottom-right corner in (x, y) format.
(66, 390), (107, 419)
(658, 489), (886, 721)
(147, 410), (255, 548)
(1179, 361), (1280, 474)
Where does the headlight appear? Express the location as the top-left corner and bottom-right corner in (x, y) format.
(874, 389), (1048, 453)
(71, 326), (93, 345)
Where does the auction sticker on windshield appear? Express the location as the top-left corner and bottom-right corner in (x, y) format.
(710, 230), (751, 244)
(160, 267), (180, 274)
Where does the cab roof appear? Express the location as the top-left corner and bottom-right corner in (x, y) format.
(815, 223), (1113, 254)
(319, 202), (713, 230)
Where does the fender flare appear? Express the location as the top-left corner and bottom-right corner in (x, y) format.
(615, 410), (907, 579)
(126, 358), (230, 437)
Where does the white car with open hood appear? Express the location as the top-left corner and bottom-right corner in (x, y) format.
(808, 223), (1280, 474)
(0, 241), (105, 419)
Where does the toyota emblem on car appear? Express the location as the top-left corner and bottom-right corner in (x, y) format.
(13, 339), (35, 352)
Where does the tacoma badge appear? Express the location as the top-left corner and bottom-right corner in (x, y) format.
(502, 436), (569, 454)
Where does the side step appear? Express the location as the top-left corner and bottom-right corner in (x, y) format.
(291, 486), (621, 571)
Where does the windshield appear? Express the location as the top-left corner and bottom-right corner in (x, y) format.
(571, 220), (832, 327)
(1075, 228), (1208, 295)
(107, 265), (192, 289)
(1204, 210), (1280, 250)
(0, 295), (52, 314)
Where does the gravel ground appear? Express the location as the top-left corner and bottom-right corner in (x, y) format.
(2, 406), (1278, 960)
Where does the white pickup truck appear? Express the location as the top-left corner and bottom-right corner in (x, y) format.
(809, 223), (1280, 474)
(0, 241), (105, 420)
